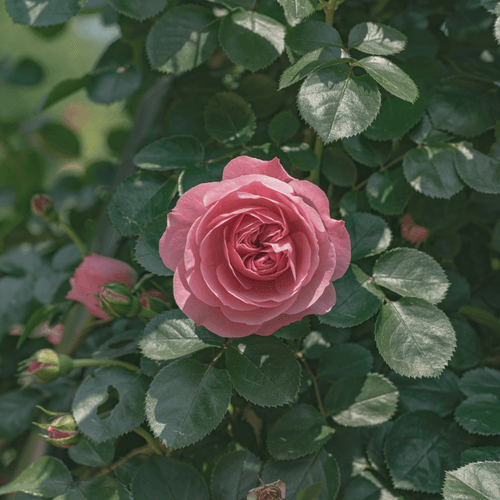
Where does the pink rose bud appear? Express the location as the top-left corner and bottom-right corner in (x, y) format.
(10, 322), (64, 345)
(31, 194), (56, 221)
(159, 156), (351, 338)
(99, 282), (142, 318)
(401, 214), (429, 244)
(247, 479), (286, 500)
(140, 289), (170, 314)
(18, 349), (74, 386)
(66, 254), (137, 320)
(38, 413), (81, 448)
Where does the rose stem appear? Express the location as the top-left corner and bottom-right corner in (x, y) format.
(72, 358), (141, 372)
(297, 352), (329, 418)
(133, 427), (163, 455)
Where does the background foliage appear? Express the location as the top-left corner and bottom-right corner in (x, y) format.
(1, 0), (500, 498)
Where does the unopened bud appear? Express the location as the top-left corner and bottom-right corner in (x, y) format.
(140, 289), (170, 314)
(18, 349), (73, 386)
(31, 194), (57, 222)
(35, 409), (81, 448)
(99, 282), (142, 319)
(247, 479), (286, 500)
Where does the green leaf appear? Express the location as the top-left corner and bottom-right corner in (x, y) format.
(0, 58), (44, 86)
(275, 317), (310, 340)
(39, 123), (80, 158)
(483, 1), (500, 14)
(342, 135), (391, 168)
(372, 248), (449, 304)
(449, 316), (482, 370)
(297, 482), (323, 500)
(277, 0), (317, 26)
(409, 113), (453, 146)
(261, 449), (340, 500)
(318, 264), (384, 328)
(443, 461), (500, 500)
(462, 447), (500, 465)
(403, 145), (464, 199)
(454, 143), (500, 194)
(219, 10), (285, 71)
(107, 171), (178, 236)
(86, 65), (142, 105)
(211, 450), (262, 500)
(226, 335), (301, 407)
(134, 136), (204, 171)
(281, 143), (319, 171)
(297, 66), (381, 143)
(345, 212), (392, 260)
(54, 475), (132, 500)
(279, 47), (348, 89)
(440, 270), (471, 312)
(302, 328), (349, 359)
(145, 358), (232, 448)
(348, 22), (407, 55)
(321, 146), (357, 187)
(72, 366), (149, 442)
(493, 218), (500, 252)
(457, 306), (500, 334)
(68, 439), (114, 467)
(366, 168), (412, 215)
(343, 475), (399, 500)
(205, 92), (256, 147)
(134, 215), (174, 277)
(140, 310), (223, 361)
(427, 81), (500, 138)
(267, 405), (335, 460)
(147, 6), (219, 73)
(268, 111), (299, 145)
(375, 297), (456, 378)
(339, 189), (371, 216)
(317, 343), (374, 382)
(385, 411), (465, 493)
(6, 0), (81, 26)
(455, 395), (500, 436)
(37, 74), (91, 112)
(363, 94), (425, 141)
(0, 389), (44, 440)
(459, 367), (500, 398)
(132, 455), (209, 500)
(286, 21), (343, 55)
(325, 373), (398, 427)
(238, 74), (284, 119)
(108, 0), (167, 20)
(0, 457), (72, 497)
(358, 56), (418, 103)
(390, 369), (463, 417)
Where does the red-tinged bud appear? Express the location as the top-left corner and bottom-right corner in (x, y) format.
(140, 289), (170, 314)
(31, 194), (56, 221)
(247, 479), (286, 500)
(99, 282), (142, 319)
(401, 214), (429, 244)
(18, 349), (74, 386)
(35, 410), (81, 448)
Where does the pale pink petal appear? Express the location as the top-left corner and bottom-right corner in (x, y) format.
(325, 219), (351, 281)
(223, 156), (294, 183)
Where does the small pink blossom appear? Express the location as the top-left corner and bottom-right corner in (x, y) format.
(401, 214), (429, 244)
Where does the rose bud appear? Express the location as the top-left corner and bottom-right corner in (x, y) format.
(140, 289), (170, 314)
(99, 282), (142, 318)
(18, 349), (73, 386)
(10, 322), (64, 345)
(31, 194), (57, 222)
(66, 254), (137, 319)
(247, 479), (286, 500)
(35, 413), (81, 448)
(401, 214), (429, 244)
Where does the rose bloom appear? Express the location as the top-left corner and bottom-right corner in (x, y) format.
(66, 254), (137, 319)
(159, 156), (350, 338)
(401, 214), (429, 244)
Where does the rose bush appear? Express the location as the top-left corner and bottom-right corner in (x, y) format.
(159, 156), (351, 337)
(66, 254), (137, 319)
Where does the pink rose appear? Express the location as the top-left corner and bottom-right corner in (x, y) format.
(159, 156), (351, 338)
(66, 254), (137, 319)
(401, 214), (429, 244)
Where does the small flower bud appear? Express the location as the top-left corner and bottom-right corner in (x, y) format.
(401, 214), (429, 244)
(35, 410), (81, 448)
(31, 194), (57, 221)
(247, 479), (286, 500)
(18, 349), (74, 386)
(140, 289), (170, 314)
(99, 282), (142, 319)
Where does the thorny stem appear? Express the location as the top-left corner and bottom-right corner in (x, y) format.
(57, 221), (88, 257)
(205, 147), (245, 165)
(97, 444), (155, 477)
(352, 153), (406, 190)
(132, 273), (154, 293)
(133, 427), (162, 455)
(297, 352), (328, 417)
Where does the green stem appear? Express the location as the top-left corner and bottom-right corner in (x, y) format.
(297, 353), (328, 418)
(207, 147), (245, 164)
(72, 358), (141, 371)
(58, 221), (88, 257)
(133, 427), (162, 455)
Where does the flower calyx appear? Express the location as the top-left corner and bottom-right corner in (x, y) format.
(34, 407), (81, 448)
(18, 349), (74, 386)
